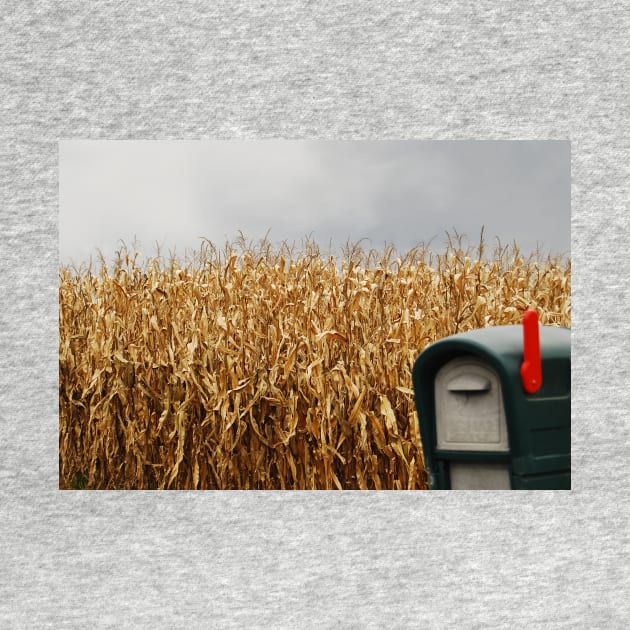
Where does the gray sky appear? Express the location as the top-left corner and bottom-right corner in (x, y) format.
(59, 140), (570, 267)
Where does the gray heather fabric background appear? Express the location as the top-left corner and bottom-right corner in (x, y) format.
(1, 2), (628, 628)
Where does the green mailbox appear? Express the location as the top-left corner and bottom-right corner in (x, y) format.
(412, 312), (570, 489)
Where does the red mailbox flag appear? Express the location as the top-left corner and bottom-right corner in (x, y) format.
(520, 310), (542, 394)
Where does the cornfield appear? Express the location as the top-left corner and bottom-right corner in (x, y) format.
(59, 232), (571, 490)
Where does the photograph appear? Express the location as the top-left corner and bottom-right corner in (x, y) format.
(58, 140), (571, 490)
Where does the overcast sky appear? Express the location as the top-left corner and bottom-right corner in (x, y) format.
(59, 140), (570, 267)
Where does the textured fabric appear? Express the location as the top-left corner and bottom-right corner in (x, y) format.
(1, 1), (628, 627)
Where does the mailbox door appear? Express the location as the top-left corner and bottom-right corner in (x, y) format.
(434, 357), (509, 453)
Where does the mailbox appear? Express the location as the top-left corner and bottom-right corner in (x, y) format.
(412, 312), (570, 489)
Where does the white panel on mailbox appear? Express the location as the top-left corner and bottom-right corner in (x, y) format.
(435, 357), (509, 452)
(449, 461), (512, 489)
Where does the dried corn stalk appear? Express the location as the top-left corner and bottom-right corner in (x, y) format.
(59, 234), (571, 489)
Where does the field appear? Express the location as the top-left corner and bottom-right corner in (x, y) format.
(59, 232), (571, 490)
